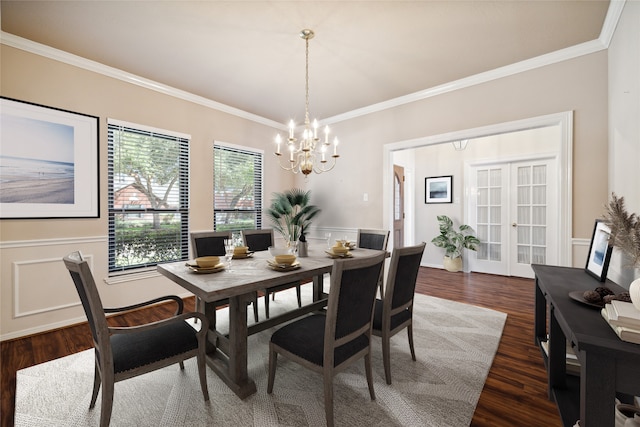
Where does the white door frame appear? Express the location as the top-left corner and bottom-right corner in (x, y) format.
(382, 111), (573, 267)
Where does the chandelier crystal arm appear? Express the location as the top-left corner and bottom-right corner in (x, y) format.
(273, 29), (340, 176)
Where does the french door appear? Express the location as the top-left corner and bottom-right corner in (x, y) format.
(468, 157), (558, 278)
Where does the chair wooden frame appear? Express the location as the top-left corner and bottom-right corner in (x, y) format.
(267, 252), (386, 427)
(372, 242), (426, 384)
(63, 251), (209, 427)
(241, 228), (302, 318)
(190, 230), (259, 324)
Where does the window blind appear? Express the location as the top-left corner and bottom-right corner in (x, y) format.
(107, 121), (189, 272)
(213, 143), (263, 232)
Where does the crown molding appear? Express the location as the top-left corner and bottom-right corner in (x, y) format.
(1, 0), (624, 128)
(324, 38), (607, 125)
(0, 31), (286, 130)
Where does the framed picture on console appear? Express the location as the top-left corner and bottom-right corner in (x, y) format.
(0, 97), (99, 218)
(585, 219), (613, 282)
(425, 175), (452, 204)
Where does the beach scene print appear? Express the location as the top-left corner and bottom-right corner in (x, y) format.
(0, 114), (75, 204)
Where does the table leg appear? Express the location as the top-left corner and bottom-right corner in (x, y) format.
(204, 293), (257, 399)
(580, 351), (615, 427)
(313, 272), (325, 301)
(548, 306), (567, 393)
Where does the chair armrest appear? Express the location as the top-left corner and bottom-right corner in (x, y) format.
(108, 312), (208, 336)
(104, 295), (184, 316)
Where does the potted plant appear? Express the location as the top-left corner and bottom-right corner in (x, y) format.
(266, 188), (321, 255)
(431, 215), (480, 272)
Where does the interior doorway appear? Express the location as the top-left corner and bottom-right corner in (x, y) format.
(383, 111), (573, 272)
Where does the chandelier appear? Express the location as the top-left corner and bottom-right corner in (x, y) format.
(274, 29), (339, 175)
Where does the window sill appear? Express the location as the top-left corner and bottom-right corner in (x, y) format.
(104, 268), (161, 285)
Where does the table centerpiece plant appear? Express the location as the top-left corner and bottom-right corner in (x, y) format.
(431, 214), (480, 272)
(266, 188), (321, 253)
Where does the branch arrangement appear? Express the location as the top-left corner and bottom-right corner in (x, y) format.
(603, 193), (640, 267)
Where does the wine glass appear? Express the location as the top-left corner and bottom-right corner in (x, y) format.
(224, 241), (234, 270)
(325, 232), (332, 248)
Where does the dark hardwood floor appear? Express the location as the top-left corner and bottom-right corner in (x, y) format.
(0, 267), (561, 427)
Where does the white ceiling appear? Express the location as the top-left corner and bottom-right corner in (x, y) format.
(1, 1), (610, 126)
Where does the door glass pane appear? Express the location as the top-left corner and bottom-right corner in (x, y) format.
(533, 165), (546, 184)
(532, 246), (546, 264)
(518, 206), (530, 224)
(490, 244), (501, 261)
(518, 245), (531, 263)
(532, 226), (546, 245)
(532, 207), (546, 225)
(518, 226), (530, 244)
(517, 186), (530, 204)
(533, 186), (546, 204)
(477, 188), (488, 205)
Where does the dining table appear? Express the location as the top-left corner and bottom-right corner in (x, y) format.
(157, 245), (387, 399)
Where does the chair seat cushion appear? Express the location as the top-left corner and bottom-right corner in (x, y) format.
(372, 299), (412, 332)
(111, 320), (198, 373)
(271, 314), (369, 367)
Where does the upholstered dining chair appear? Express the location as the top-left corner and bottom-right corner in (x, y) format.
(63, 251), (209, 427)
(267, 252), (386, 427)
(356, 228), (390, 252)
(241, 228), (302, 318)
(356, 228), (390, 297)
(372, 242), (426, 384)
(191, 230), (259, 324)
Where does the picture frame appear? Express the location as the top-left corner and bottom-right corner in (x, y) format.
(585, 219), (613, 282)
(0, 97), (99, 218)
(425, 175), (453, 204)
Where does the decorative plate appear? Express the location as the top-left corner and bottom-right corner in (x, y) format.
(568, 290), (604, 309)
(325, 250), (353, 259)
(233, 251), (254, 259)
(188, 264), (226, 274)
(266, 260), (301, 272)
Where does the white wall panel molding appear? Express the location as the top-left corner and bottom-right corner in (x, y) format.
(0, 235), (107, 249)
(13, 253), (94, 318)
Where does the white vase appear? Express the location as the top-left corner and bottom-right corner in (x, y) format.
(616, 403), (640, 427)
(629, 278), (640, 311)
(443, 256), (463, 272)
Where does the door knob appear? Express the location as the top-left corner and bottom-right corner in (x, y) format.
(512, 223), (517, 227)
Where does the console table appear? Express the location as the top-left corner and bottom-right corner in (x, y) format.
(532, 264), (640, 427)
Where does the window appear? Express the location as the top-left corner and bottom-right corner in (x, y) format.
(108, 120), (189, 273)
(213, 142), (263, 232)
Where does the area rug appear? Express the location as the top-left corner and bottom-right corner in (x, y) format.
(15, 286), (506, 427)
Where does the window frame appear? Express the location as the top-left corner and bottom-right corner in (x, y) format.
(213, 141), (264, 233)
(107, 119), (190, 274)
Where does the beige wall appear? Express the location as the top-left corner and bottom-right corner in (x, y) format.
(306, 51), (609, 242)
(607, 0), (640, 286)
(0, 45), (294, 339)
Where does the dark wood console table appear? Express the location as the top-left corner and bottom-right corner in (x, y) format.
(532, 264), (640, 427)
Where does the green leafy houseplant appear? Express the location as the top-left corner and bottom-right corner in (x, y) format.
(266, 189), (321, 243)
(431, 215), (480, 259)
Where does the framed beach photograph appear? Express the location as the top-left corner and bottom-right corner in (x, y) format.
(425, 175), (452, 204)
(0, 97), (99, 218)
(585, 219), (613, 282)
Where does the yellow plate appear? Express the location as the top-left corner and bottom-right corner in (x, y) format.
(267, 260), (301, 271)
(188, 264), (226, 274)
(232, 251), (254, 259)
(325, 250), (353, 259)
